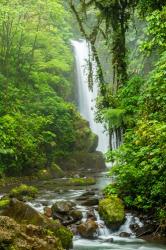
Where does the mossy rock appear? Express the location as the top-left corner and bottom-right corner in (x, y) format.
(67, 177), (96, 186)
(0, 197), (10, 210)
(37, 169), (51, 180)
(74, 117), (98, 152)
(9, 184), (38, 201)
(53, 226), (73, 249)
(99, 196), (125, 229)
(0, 216), (63, 250)
(37, 165), (65, 180)
(3, 199), (73, 249)
(50, 164), (65, 178)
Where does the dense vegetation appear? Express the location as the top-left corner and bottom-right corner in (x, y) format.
(0, 0), (94, 176)
(105, 6), (166, 226)
(69, 0), (166, 227)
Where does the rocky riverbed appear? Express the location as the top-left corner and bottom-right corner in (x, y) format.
(0, 170), (165, 250)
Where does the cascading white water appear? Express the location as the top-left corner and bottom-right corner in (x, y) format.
(72, 40), (109, 153)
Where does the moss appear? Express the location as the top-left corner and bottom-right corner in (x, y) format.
(0, 198), (10, 210)
(74, 118), (98, 152)
(37, 169), (52, 180)
(37, 165), (65, 180)
(9, 184), (38, 200)
(99, 196), (125, 228)
(67, 177), (96, 186)
(50, 164), (65, 178)
(0, 216), (63, 250)
(53, 226), (73, 250)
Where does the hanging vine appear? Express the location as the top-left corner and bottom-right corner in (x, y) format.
(68, 0), (139, 149)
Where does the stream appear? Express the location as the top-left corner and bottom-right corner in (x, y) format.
(25, 171), (165, 250)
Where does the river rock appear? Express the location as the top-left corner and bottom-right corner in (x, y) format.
(52, 200), (76, 214)
(99, 196), (125, 230)
(130, 222), (156, 237)
(51, 200), (82, 226)
(44, 207), (52, 218)
(87, 208), (97, 221)
(103, 237), (114, 243)
(52, 209), (83, 226)
(9, 184), (38, 201)
(77, 219), (98, 239)
(81, 191), (96, 197)
(77, 189), (100, 206)
(70, 209), (83, 222)
(81, 197), (99, 206)
(119, 232), (131, 237)
(2, 198), (73, 249)
(0, 216), (63, 250)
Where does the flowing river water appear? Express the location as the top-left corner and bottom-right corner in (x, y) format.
(25, 172), (166, 250)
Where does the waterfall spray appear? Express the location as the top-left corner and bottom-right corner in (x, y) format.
(72, 40), (109, 153)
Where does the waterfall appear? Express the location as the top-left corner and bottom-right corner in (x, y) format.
(72, 39), (109, 153)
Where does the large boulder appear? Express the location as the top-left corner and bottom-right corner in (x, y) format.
(99, 196), (125, 229)
(37, 164), (65, 180)
(58, 151), (106, 171)
(0, 216), (63, 250)
(73, 118), (98, 153)
(2, 198), (73, 249)
(9, 184), (38, 201)
(86, 208), (97, 221)
(76, 190), (100, 206)
(51, 200), (82, 226)
(77, 219), (98, 239)
(67, 177), (96, 186)
(52, 201), (75, 214)
(81, 197), (99, 206)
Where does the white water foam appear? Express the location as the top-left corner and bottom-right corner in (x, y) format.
(72, 39), (110, 153)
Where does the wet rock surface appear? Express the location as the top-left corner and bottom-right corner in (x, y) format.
(52, 200), (76, 214)
(119, 232), (132, 237)
(76, 189), (101, 206)
(77, 219), (98, 239)
(130, 220), (157, 237)
(0, 171), (165, 249)
(87, 208), (97, 221)
(51, 200), (83, 226)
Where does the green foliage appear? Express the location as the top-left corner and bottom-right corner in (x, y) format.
(0, 197), (10, 209)
(0, 0), (95, 176)
(107, 120), (166, 213)
(53, 226), (73, 250)
(140, 51), (166, 121)
(138, 0), (165, 15)
(140, 7), (166, 54)
(102, 76), (143, 129)
(103, 109), (125, 129)
(106, 53), (166, 220)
